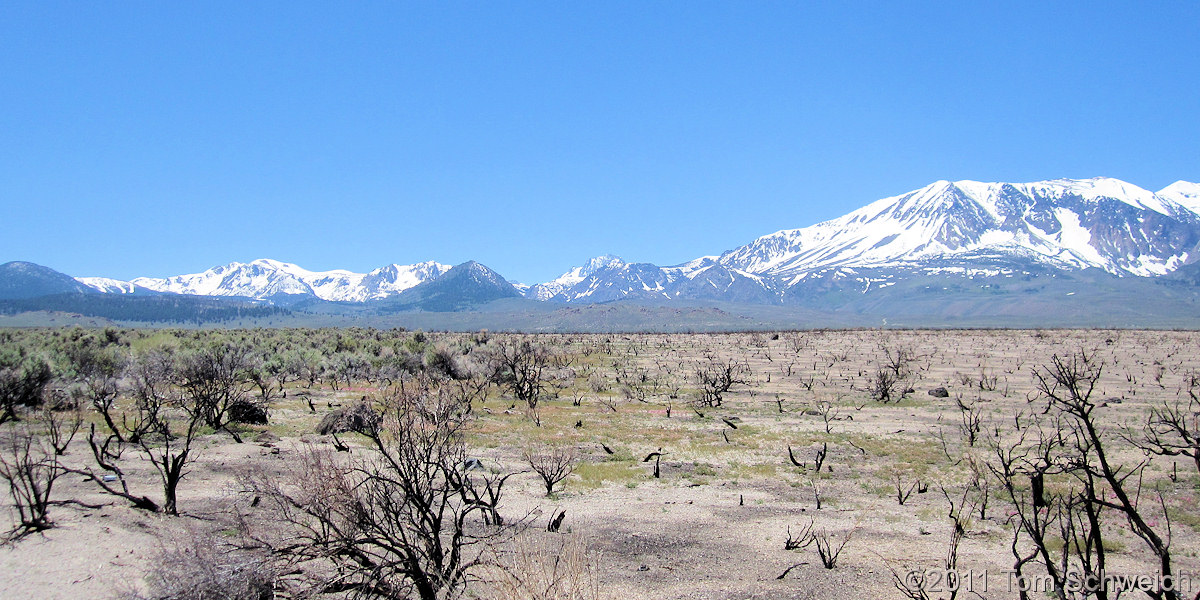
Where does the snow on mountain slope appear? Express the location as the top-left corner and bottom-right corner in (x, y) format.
(718, 178), (1200, 280)
(65, 177), (1200, 307)
(76, 277), (143, 294)
(545, 258), (772, 303)
(129, 259), (450, 302)
(385, 261), (522, 311)
(353, 262), (453, 301)
(543, 177), (1200, 304)
(525, 255), (626, 300)
(557, 262), (683, 302)
(1159, 181), (1200, 214)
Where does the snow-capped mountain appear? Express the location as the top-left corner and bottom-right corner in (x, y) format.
(532, 255), (776, 303)
(718, 178), (1200, 279)
(382, 261), (522, 311)
(1158, 181), (1200, 213)
(524, 255), (626, 300)
(547, 261), (681, 302)
(353, 262), (453, 301)
(74, 277), (147, 295)
(58, 177), (1200, 310)
(551, 177), (1200, 303)
(89, 259), (451, 302)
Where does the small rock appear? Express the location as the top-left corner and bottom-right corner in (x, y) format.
(254, 431), (280, 444)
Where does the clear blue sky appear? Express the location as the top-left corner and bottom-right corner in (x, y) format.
(2, 2), (1198, 284)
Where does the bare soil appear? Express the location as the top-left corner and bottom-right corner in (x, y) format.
(3, 329), (1199, 599)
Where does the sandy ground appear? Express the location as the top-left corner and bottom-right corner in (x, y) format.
(3, 329), (1200, 599)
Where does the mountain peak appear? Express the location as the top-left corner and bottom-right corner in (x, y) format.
(450, 261), (513, 284)
(715, 176), (1200, 279)
(0, 261), (95, 299)
(248, 258), (290, 268)
(24, 175), (1200, 312)
(1159, 181), (1200, 212)
(2, 261), (45, 273)
(383, 260), (520, 311)
(1160, 180), (1200, 194)
(582, 255), (625, 273)
(523, 255), (627, 301)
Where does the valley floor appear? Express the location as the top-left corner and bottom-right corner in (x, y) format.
(3, 329), (1199, 599)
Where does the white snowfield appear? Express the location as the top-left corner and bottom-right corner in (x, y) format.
(76, 177), (1200, 303)
(525, 255), (626, 301)
(74, 277), (140, 294)
(80, 259), (451, 302)
(715, 177), (1200, 280)
(1158, 180), (1200, 213)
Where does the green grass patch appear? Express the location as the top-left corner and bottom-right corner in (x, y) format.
(571, 460), (647, 490)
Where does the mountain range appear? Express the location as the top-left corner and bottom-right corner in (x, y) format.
(5, 177), (1200, 328)
(76, 259), (453, 302)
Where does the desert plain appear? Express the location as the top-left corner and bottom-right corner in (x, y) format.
(1, 327), (1199, 600)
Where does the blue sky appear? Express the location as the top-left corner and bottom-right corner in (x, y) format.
(2, 2), (1198, 284)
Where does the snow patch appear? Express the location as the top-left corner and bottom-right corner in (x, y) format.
(129, 259), (450, 301)
(76, 277), (138, 294)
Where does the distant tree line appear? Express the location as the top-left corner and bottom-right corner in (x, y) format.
(0, 293), (289, 324)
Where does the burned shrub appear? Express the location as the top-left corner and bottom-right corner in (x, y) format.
(228, 399), (268, 425)
(241, 383), (514, 600)
(0, 353), (52, 423)
(129, 530), (277, 600)
(314, 401), (379, 435)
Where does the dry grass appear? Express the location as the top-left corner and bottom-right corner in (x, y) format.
(484, 535), (606, 600)
(123, 529), (276, 600)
